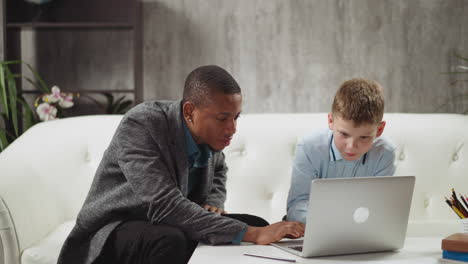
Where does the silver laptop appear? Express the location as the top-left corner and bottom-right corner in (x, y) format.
(271, 176), (415, 258)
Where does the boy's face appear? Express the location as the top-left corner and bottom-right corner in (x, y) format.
(183, 92), (242, 151)
(328, 114), (385, 161)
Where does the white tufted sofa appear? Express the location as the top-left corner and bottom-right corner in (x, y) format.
(1, 113), (468, 264)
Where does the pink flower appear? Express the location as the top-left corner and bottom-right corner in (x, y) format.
(36, 103), (57, 121)
(59, 94), (74, 108)
(44, 86), (63, 103)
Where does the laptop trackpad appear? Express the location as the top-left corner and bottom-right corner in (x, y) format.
(271, 240), (304, 252)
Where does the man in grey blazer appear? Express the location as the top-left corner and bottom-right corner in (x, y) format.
(57, 65), (305, 264)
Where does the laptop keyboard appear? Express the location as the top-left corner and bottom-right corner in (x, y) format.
(288, 245), (303, 252)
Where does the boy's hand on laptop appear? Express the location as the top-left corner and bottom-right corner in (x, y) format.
(202, 204), (226, 215)
(243, 221), (305, 245)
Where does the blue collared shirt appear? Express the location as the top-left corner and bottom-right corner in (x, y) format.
(182, 121), (246, 244)
(287, 128), (396, 223)
(183, 121), (213, 193)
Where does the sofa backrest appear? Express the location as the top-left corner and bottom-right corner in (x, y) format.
(225, 113), (468, 236)
(223, 113), (468, 237)
(0, 115), (121, 251)
(0, 113), (467, 251)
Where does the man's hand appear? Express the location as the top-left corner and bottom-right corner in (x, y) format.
(202, 204), (227, 215)
(243, 221), (305, 245)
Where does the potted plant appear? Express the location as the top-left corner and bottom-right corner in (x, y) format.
(0, 61), (75, 152)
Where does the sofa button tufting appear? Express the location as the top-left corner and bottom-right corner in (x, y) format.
(85, 152), (91, 162)
(291, 145), (296, 156)
(424, 198), (430, 208)
(399, 153), (405, 161)
(266, 192), (274, 200)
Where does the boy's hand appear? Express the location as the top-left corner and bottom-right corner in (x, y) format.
(243, 221), (305, 245)
(202, 204), (226, 215)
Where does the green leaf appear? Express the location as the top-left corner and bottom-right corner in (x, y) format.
(0, 64), (8, 119)
(18, 97), (38, 131)
(113, 95), (125, 106)
(23, 61), (50, 93)
(23, 76), (44, 91)
(0, 116), (15, 139)
(102, 93), (114, 113)
(0, 129), (8, 151)
(1, 60), (22, 65)
(103, 93), (114, 106)
(115, 100), (133, 114)
(454, 52), (468, 63)
(111, 96), (126, 114)
(4, 66), (19, 137)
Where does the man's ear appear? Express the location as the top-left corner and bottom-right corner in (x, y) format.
(376, 121), (386, 137)
(182, 101), (195, 123)
(328, 113), (334, 130)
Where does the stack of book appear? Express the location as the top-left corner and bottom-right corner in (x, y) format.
(442, 233), (468, 262)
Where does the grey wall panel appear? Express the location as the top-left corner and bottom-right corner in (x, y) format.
(22, 0), (467, 114)
(32, 29), (133, 93)
(142, 0), (467, 113)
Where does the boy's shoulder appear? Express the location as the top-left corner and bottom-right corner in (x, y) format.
(373, 136), (397, 152)
(369, 136), (397, 161)
(299, 128), (331, 156)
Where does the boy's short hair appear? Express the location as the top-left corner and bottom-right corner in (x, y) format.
(332, 78), (384, 126)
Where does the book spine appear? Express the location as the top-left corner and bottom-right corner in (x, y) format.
(443, 250), (468, 262)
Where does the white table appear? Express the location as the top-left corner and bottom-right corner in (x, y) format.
(189, 237), (449, 264)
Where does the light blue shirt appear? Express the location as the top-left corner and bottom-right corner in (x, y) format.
(287, 128), (396, 223)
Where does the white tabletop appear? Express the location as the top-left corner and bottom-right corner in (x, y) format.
(189, 237), (448, 264)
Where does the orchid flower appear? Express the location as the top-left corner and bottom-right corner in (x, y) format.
(36, 103), (57, 121)
(44, 86), (63, 103)
(59, 94), (74, 108)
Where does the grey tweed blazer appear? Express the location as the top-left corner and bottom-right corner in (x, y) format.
(57, 100), (247, 264)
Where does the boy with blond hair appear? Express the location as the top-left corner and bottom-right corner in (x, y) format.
(287, 78), (396, 223)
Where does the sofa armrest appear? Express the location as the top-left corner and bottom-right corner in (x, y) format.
(0, 197), (20, 264)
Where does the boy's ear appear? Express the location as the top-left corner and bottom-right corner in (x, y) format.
(376, 121), (386, 137)
(328, 113), (334, 130)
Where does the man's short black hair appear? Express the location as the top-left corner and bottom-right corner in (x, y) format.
(183, 65), (241, 106)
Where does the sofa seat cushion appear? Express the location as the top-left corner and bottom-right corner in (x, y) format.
(21, 221), (74, 264)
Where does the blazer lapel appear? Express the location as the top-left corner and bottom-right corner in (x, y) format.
(166, 100), (189, 197)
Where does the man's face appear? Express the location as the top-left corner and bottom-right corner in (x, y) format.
(184, 92), (242, 151)
(328, 114), (385, 161)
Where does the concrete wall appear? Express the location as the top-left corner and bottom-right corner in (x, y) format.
(22, 0), (468, 113)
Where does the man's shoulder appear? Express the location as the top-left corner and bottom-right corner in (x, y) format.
(120, 100), (180, 125)
(125, 100), (180, 118)
(117, 100), (181, 136)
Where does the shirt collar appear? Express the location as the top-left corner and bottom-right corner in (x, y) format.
(182, 119), (212, 168)
(329, 133), (343, 161)
(183, 120), (198, 158)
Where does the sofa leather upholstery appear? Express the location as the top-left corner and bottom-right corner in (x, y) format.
(0, 113), (467, 264)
